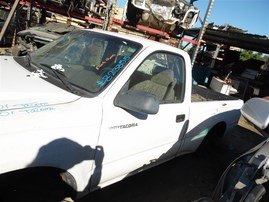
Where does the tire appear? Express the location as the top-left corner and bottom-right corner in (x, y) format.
(126, 1), (141, 25)
(0, 169), (76, 202)
(245, 184), (266, 202)
(195, 123), (226, 154)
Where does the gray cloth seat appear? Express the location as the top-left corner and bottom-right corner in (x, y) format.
(131, 69), (176, 101)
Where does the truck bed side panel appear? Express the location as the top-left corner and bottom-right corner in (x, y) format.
(179, 87), (243, 154)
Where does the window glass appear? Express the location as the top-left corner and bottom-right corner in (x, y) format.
(128, 52), (185, 103)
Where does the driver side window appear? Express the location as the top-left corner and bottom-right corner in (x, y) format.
(128, 52), (185, 103)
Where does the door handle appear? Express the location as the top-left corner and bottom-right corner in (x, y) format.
(176, 114), (185, 123)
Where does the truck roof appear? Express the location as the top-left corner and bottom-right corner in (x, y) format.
(87, 28), (185, 54)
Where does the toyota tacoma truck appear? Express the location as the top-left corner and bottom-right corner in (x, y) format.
(0, 29), (243, 201)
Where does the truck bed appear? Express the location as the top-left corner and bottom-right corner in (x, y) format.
(191, 85), (239, 102)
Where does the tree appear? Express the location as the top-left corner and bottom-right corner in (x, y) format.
(240, 49), (266, 61)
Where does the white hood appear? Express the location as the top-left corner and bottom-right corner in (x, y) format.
(0, 58), (103, 188)
(0, 56), (80, 111)
(0, 56), (102, 147)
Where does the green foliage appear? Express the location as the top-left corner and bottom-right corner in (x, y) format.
(240, 49), (269, 62)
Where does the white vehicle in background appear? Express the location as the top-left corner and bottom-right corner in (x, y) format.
(0, 29), (242, 201)
(125, 0), (199, 34)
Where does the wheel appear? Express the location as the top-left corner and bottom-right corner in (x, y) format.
(194, 123), (226, 156)
(0, 169), (76, 202)
(126, 1), (142, 25)
(245, 184), (266, 202)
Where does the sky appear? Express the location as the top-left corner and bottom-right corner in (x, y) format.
(116, 0), (269, 36)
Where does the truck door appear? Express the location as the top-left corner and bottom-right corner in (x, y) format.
(92, 51), (189, 187)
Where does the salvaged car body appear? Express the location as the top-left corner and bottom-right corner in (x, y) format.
(0, 2), (30, 48)
(0, 8), (16, 47)
(34, 0), (109, 19)
(125, 0), (199, 34)
(13, 21), (78, 56)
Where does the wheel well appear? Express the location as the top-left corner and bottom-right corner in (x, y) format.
(208, 122), (227, 139)
(195, 122), (227, 155)
(0, 167), (77, 200)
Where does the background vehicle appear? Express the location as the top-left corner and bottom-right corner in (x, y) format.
(196, 97), (269, 202)
(0, 29), (242, 201)
(13, 21), (78, 56)
(0, 2), (28, 48)
(34, 0), (111, 19)
(0, 7), (16, 47)
(125, 0), (199, 34)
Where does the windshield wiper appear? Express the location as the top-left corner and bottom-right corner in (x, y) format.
(40, 63), (79, 94)
(14, 54), (35, 70)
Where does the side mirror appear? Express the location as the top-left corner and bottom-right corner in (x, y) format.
(241, 98), (269, 130)
(114, 90), (159, 115)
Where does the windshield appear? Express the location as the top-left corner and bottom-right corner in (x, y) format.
(30, 29), (142, 94)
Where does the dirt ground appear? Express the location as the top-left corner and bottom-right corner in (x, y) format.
(79, 117), (266, 202)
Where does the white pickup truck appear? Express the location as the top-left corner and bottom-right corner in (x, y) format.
(0, 29), (243, 200)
